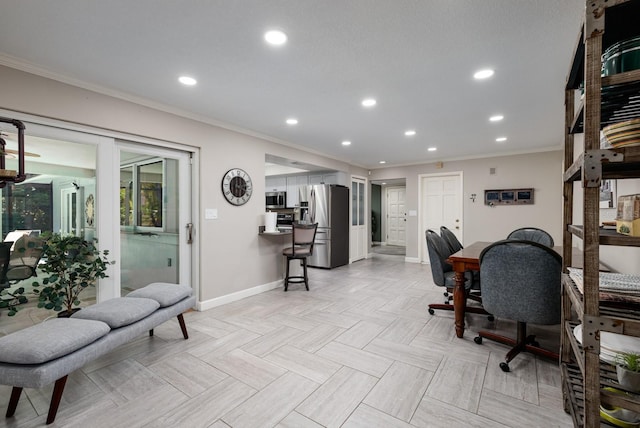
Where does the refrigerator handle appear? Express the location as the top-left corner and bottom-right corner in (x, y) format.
(310, 187), (316, 223)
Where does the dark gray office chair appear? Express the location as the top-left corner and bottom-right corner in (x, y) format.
(440, 226), (463, 253)
(6, 235), (45, 283)
(282, 223), (318, 291)
(0, 242), (12, 290)
(473, 239), (561, 372)
(426, 230), (488, 317)
(507, 227), (554, 247)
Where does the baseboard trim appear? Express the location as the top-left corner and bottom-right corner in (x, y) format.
(196, 280), (283, 311)
(404, 257), (421, 263)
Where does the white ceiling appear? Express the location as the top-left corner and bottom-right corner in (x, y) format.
(0, 1), (584, 169)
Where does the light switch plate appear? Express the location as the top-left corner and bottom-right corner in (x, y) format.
(205, 208), (218, 220)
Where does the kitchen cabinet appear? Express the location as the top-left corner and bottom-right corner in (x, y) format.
(561, 1), (640, 427)
(266, 176), (286, 192)
(309, 173), (337, 185)
(285, 175), (309, 208)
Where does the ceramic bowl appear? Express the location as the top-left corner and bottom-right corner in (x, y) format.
(603, 118), (640, 148)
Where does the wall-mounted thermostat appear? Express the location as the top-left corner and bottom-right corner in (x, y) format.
(484, 188), (534, 206)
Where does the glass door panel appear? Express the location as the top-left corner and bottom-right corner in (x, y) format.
(118, 145), (190, 295)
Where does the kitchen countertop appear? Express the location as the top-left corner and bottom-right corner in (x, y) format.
(258, 226), (292, 235)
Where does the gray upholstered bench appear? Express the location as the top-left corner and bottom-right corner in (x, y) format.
(0, 282), (195, 424)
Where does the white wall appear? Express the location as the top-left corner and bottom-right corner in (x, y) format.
(370, 150), (564, 260)
(0, 65), (368, 304)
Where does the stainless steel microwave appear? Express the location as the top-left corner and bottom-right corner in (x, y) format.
(266, 191), (286, 209)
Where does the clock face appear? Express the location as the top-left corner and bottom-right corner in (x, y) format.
(222, 168), (253, 206)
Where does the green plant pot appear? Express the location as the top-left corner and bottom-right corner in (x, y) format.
(617, 365), (640, 392)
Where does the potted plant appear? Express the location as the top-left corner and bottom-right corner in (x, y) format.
(0, 287), (28, 316)
(32, 233), (113, 317)
(615, 352), (640, 392)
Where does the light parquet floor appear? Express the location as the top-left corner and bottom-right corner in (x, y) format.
(0, 253), (572, 427)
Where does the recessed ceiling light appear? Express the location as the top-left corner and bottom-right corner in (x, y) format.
(381, 182), (387, 185)
(362, 98), (377, 107)
(379, 160), (386, 164)
(178, 76), (197, 86)
(404, 130), (416, 136)
(342, 141), (351, 146)
(473, 69), (495, 80)
(489, 115), (504, 122)
(496, 137), (507, 142)
(264, 30), (287, 45)
(427, 147), (437, 152)
(286, 118), (298, 125)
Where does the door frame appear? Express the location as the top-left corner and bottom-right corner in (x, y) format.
(418, 171), (464, 263)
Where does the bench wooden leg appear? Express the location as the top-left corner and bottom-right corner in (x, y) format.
(46, 376), (68, 424)
(177, 313), (189, 339)
(6, 386), (22, 417)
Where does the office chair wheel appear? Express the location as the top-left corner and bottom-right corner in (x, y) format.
(428, 308), (435, 315)
(499, 362), (510, 372)
(525, 335), (539, 348)
(487, 315), (495, 322)
(443, 291), (448, 297)
(474, 336), (482, 344)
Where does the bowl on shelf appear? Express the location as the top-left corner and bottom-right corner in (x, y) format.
(602, 36), (640, 77)
(603, 118), (640, 148)
(600, 387), (640, 428)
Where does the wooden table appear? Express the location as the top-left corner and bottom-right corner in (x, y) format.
(447, 241), (591, 338)
(447, 242), (491, 338)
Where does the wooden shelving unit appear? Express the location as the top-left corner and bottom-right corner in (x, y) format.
(561, 1), (640, 426)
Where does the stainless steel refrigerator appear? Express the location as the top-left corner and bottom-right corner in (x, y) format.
(298, 184), (349, 268)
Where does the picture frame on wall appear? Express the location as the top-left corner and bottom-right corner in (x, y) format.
(600, 179), (616, 209)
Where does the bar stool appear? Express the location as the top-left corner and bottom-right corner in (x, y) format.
(282, 223), (318, 291)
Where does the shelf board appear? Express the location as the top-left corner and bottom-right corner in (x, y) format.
(563, 146), (640, 183)
(568, 225), (640, 246)
(563, 275), (640, 336)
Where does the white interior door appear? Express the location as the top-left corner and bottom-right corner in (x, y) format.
(350, 176), (367, 262)
(386, 187), (406, 246)
(421, 173), (462, 261)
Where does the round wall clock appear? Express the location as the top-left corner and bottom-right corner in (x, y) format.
(221, 168), (253, 206)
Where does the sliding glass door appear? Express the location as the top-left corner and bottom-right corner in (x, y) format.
(118, 142), (192, 295)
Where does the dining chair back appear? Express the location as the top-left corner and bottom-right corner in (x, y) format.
(440, 226), (463, 253)
(507, 227), (554, 247)
(474, 239), (561, 372)
(425, 230), (488, 318)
